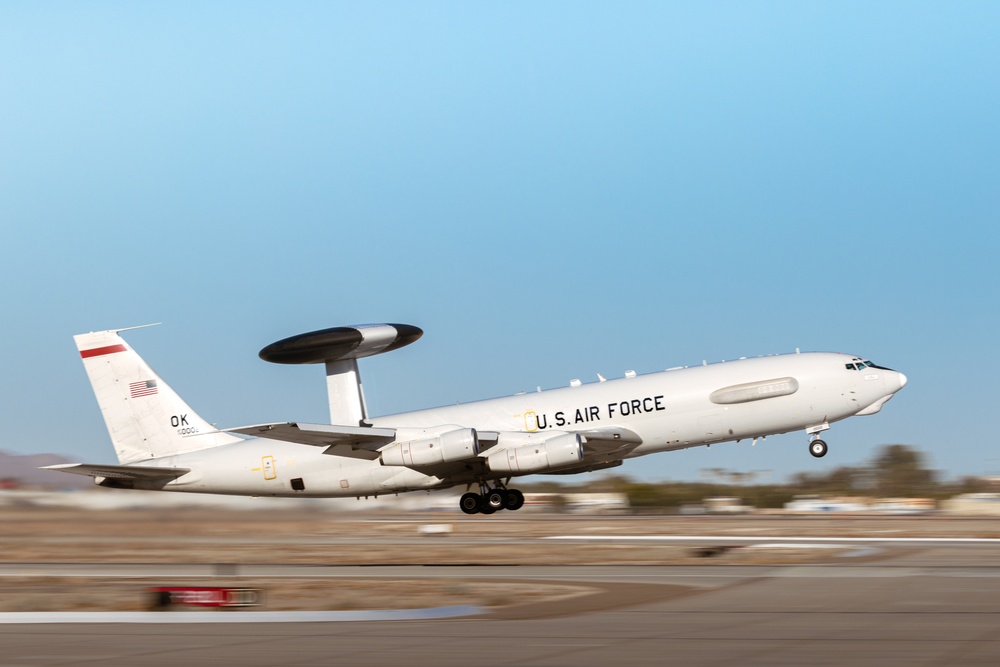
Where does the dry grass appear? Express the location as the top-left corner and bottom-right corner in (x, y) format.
(0, 576), (584, 613)
(0, 507), (970, 612)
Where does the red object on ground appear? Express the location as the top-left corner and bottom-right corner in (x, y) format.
(149, 587), (259, 608)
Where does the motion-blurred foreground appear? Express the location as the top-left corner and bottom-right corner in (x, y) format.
(5, 506), (1000, 614)
(5, 443), (1000, 614)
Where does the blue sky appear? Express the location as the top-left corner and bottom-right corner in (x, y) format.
(2, 2), (998, 483)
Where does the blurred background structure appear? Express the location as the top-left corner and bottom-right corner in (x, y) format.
(4, 444), (997, 515)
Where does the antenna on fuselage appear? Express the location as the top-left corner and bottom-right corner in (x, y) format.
(258, 324), (423, 426)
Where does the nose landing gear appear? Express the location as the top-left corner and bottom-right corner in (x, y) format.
(459, 481), (526, 515)
(809, 439), (828, 458)
(807, 421), (830, 458)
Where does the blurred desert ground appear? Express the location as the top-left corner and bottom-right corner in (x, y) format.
(5, 490), (1000, 614)
(6, 444), (1000, 614)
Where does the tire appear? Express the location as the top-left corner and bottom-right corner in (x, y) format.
(459, 493), (481, 514)
(809, 439), (828, 458)
(505, 489), (525, 511)
(486, 489), (506, 510)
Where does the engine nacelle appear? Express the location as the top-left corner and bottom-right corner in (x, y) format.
(380, 428), (479, 467)
(486, 433), (584, 474)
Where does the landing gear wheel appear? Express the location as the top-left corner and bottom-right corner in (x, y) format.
(504, 489), (525, 511)
(479, 503), (498, 515)
(809, 439), (828, 458)
(459, 493), (481, 514)
(485, 489), (506, 511)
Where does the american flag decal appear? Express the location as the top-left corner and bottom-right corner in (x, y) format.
(129, 380), (158, 398)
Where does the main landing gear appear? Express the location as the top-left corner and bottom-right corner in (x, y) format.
(459, 481), (525, 515)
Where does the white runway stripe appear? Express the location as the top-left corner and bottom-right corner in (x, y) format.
(0, 605), (484, 624)
(546, 535), (1000, 544)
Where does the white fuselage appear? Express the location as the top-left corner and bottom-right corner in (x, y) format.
(148, 352), (906, 498)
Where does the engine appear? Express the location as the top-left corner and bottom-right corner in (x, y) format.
(380, 427), (479, 467)
(486, 433), (584, 474)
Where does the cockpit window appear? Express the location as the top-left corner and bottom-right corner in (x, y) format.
(845, 363), (857, 370)
(846, 360), (878, 371)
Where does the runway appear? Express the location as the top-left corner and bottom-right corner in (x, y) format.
(5, 553), (1000, 665)
(5, 511), (1000, 665)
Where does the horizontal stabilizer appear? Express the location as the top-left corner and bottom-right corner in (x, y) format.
(42, 463), (190, 481)
(227, 422), (395, 459)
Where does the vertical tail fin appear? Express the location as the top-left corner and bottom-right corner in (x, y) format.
(75, 327), (242, 464)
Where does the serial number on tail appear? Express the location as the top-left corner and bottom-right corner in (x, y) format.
(170, 413), (200, 436)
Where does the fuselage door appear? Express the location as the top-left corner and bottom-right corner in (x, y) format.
(262, 456), (276, 481)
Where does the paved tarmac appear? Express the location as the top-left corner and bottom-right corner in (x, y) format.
(6, 513), (1000, 665)
(5, 548), (1000, 666)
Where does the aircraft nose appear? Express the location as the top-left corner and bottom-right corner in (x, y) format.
(896, 372), (907, 391)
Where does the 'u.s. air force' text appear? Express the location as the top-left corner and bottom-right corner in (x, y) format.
(527, 395), (665, 430)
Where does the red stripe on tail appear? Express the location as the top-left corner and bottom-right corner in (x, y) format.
(80, 344), (127, 359)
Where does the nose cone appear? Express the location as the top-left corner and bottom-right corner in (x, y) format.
(894, 372), (908, 392)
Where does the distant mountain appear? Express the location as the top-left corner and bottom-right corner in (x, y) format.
(0, 450), (93, 490)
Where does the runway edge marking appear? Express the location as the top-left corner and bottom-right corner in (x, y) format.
(544, 536), (1000, 544)
(0, 605), (485, 624)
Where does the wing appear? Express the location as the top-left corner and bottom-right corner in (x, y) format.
(42, 463), (190, 480)
(228, 422), (643, 475)
(227, 422), (396, 460)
